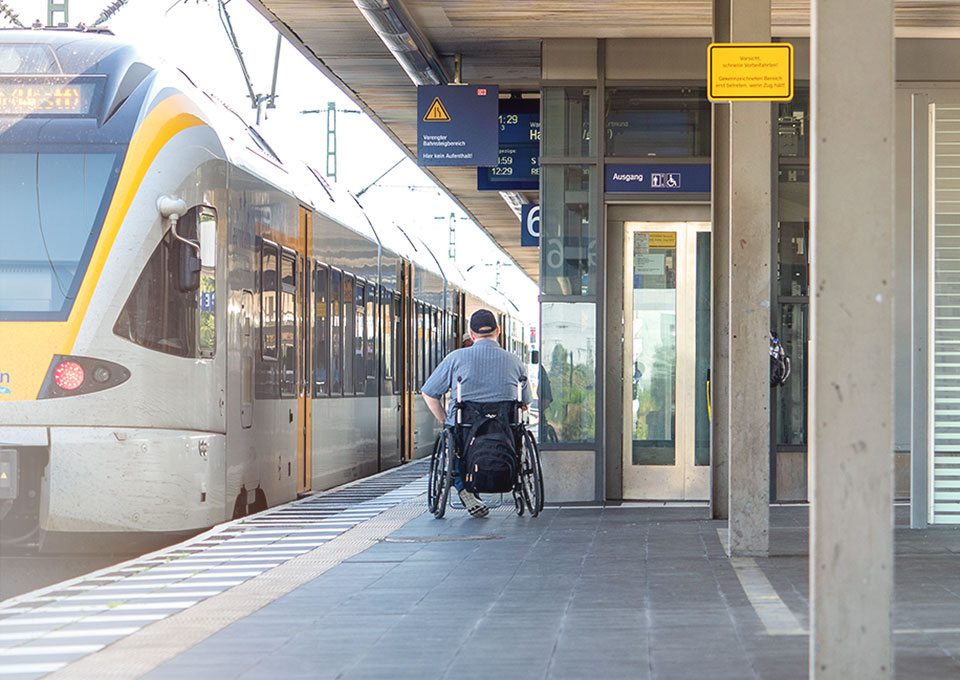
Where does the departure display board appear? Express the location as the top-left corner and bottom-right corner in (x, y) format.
(477, 97), (540, 191)
(0, 80), (99, 116)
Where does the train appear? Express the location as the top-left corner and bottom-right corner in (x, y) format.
(0, 29), (529, 551)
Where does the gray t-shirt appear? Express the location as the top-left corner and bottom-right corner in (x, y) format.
(422, 338), (533, 425)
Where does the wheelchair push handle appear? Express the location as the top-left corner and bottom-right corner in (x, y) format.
(517, 376), (528, 423)
(456, 377), (462, 424)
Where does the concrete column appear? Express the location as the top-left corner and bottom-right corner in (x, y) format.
(809, 2), (895, 678)
(710, 0), (731, 521)
(727, 0), (771, 556)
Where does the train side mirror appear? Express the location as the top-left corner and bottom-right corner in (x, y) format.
(157, 197), (201, 292)
(176, 239), (201, 293)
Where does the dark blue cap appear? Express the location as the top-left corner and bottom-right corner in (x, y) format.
(469, 309), (498, 334)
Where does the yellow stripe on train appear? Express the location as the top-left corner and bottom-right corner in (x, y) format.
(0, 94), (208, 402)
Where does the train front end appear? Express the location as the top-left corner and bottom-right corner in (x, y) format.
(0, 31), (226, 550)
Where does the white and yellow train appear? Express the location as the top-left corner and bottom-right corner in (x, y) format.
(0, 29), (527, 550)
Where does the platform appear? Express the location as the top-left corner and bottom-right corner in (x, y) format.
(1, 463), (958, 680)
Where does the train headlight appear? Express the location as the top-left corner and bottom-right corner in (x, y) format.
(38, 355), (130, 399)
(53, 361), (85, 390)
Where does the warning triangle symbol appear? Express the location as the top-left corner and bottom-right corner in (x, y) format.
(423, 97), (451, 122)
(0, 472), (6, 480)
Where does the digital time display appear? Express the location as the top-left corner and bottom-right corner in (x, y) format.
(478, 97), (540, 191)
(0, 81), (99, 116)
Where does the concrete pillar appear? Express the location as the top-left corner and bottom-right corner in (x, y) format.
(711, 0), (731, 521)
(727, 0), (771, 556)
(809, 1), (895, 678)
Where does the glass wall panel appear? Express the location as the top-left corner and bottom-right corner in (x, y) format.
(540, 302), (596, 444)
(542, 87), (595, 158)
(777, 88), (809, 158)
(630, 236), (676, 465)
(605, 88), (710, 158)
(777, 220), (808, 298)
(541, 165), (597, 296)
(776, 303), (807, 446)
(695, 232), (711, 465)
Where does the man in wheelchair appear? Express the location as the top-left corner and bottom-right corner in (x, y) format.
(422, 309), (533, 517)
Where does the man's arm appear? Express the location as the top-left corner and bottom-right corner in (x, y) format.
(422, 393), (447, 425)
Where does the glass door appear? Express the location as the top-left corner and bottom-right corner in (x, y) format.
(623, 222), (710, 500)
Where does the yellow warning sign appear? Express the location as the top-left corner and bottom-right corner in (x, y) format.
(0, 472), (7, 480)
(423, 97), (451, 122)
(649, 232), (677, 249)
(708, 43), (793, 102)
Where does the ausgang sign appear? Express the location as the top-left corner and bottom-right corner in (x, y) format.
(707, 43), (793, 102)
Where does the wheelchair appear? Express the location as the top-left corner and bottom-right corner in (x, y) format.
(428, 379), (544, 519)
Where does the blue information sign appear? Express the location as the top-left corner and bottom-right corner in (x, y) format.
(417, 85), (499, 166)
(521, 204), (540, 247)
(478, 98), (540, 191)
(605, 164), (711, 193)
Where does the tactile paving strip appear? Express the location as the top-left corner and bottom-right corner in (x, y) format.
(0, 460), (429, 679)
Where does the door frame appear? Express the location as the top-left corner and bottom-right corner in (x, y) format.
(297, 206), (312, 493)
(621, 221), (710, 500)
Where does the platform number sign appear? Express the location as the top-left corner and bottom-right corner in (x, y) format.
(521, 204), (540, 247)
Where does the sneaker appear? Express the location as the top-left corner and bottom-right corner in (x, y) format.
(459, 489), (489, 518)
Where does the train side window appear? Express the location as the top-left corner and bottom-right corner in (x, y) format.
(114, 206), (217, 359)
(427, 307), (435, 374)
(392, 293), (402, 395)
(330, 268), (342, 395)
(261, 242), (279, 360)
(416, 302), (424, 391)
(432, 308), (440, 371)
(313, 264), (329, 397)
(197, 209), (217, 358)
(382, 288), (393, 393)
(354, 279), (366, 395)
(365, 284), (377, 392)
(279, 250), (297, 398)
(343, 274), (355, 395)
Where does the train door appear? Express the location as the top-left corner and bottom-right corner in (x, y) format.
(622, 222), (711, 500)
(297, 206), (312, 493)
(400, 262), (415, 462)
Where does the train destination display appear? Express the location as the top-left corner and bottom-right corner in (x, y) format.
(0, 79), (99, 115)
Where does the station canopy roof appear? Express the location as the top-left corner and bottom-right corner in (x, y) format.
(250, 0), (960, 284)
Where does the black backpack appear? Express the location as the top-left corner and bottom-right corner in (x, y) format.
(460, 402), (518, 494)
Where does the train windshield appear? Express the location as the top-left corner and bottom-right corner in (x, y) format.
(0, 150), (123, 320)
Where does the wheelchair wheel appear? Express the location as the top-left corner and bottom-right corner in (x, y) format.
(520, 429), (544, 517)
(541, 422), (558, 444)
(428, 429), (454, 518)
